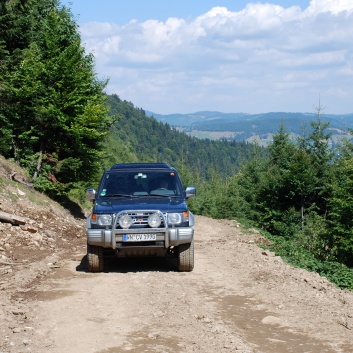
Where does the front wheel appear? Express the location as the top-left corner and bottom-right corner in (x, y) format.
(87, 243), (104, 272)
(177, 240), (194, 272)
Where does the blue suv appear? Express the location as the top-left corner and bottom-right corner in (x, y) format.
(86, 163), (196, 272)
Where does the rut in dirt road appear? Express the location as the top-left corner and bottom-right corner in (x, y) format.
(3, 216), (353, 353)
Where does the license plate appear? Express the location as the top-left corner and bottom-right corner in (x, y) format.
(123, 233), (157, 242)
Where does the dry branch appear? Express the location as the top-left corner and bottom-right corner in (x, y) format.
(0, 260), (21, 266)
(0, 211), (26, 225)
(8, 171), (34, 188)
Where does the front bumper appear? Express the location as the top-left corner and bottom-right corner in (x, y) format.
(86, 210), (194, 250)
(86, 225), (194, 249)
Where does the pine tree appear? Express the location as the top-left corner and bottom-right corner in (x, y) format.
(0, 0), (113, 194)
(326, 137), (353, 266)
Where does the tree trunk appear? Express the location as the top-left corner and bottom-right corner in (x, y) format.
(301, 194), (305, 231)
(33, 141), (43, 180)
(0, 211), (26, 225)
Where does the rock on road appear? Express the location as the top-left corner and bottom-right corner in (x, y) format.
(2, 216), (353, 353)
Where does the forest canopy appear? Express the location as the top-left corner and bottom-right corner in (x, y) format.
(0, 0), (113, 195)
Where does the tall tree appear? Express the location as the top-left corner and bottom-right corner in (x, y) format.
(326, 137), (353, 266)
(300, 104), (334, 215)
(0, 0), (113, 194)
(254, 122), (302, 233)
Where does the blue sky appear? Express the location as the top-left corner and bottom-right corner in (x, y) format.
(61, 0), (353, 115)
(63, 1), (310, 24)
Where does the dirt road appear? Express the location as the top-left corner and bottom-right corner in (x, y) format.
(1, 213), (353, 353)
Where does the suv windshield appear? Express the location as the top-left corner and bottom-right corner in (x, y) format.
(99, 170), (183, 197)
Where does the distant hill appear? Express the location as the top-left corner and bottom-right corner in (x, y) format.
(105, 95), (265, 178)
(146, 111), (353, 146)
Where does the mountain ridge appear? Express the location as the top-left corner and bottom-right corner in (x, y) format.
(146, 110), (353, 145)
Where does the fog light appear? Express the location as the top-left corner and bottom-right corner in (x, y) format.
(148, 213), (162, 228)
(119, 214), (133, 229)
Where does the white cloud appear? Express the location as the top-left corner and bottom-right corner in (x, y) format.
(80, 0), (353, 114)
(305, 0), (353, 15)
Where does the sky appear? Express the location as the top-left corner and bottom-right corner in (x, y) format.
(60, 0), (353, 115)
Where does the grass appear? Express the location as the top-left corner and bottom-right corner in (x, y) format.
(259, 231), (353, 290)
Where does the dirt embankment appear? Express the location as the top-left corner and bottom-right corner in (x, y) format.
(0, 157), (353, 353)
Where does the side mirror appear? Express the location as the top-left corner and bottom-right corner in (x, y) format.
(185, 186), (196, 198)
(86, 188), (96, 201)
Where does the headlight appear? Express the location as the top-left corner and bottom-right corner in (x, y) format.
(167, 213), (182, 225)
(167, 212), (190, 226)
(118, 213), (133, 229)
(91, 214), (113, 226)
(148, 213), (162, 228)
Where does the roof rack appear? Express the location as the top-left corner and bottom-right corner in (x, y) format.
(110, 163), (173, 170)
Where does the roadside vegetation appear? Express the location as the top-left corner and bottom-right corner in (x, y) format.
(189, 109), (353, 290)
(0, 0), (352, 289)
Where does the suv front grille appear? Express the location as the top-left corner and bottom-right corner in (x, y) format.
(115, 210), (166, 229)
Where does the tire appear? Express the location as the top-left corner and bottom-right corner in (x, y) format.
(177, 240), (194, 272)
(87, 243), (104, 272)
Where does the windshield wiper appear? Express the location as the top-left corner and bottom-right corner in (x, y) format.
(149, 193), (177, 197)
(103, 194), (135, 198)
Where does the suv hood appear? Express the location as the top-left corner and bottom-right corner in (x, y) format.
(93, 196), (188, 214)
